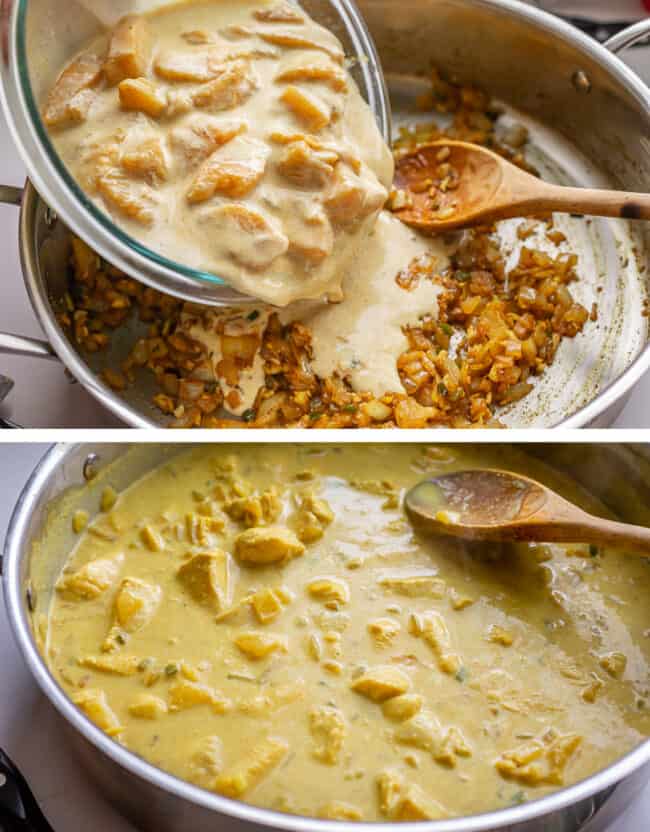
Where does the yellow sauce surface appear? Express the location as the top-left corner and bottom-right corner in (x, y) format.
(43, 445), (650, 821)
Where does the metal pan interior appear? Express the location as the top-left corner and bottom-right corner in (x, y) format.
(390, 75), (648, 427)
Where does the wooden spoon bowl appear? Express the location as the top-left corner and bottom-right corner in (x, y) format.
(393, 140), (650, 232)
(405, 468), (650, 556)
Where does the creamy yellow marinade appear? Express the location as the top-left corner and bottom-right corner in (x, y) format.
(43, 445), (649, 822)
(44, 0), (392, 306)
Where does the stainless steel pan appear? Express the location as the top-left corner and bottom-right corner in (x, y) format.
(2, 442), (650, 832)
(1, 1), (650, 428)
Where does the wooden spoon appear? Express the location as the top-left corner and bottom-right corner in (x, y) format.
(393, 140), (650, 232)
(404, 468), (650, 555)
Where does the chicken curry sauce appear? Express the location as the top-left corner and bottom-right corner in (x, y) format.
(41, 445), (649, 821)
(43, 0), (392, 305)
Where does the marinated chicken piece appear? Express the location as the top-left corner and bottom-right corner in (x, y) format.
(128, 693), (168, 719)
(291, 491), (335, 541)
(96, 170), (158, 225)
(410, 610), (462, 676)
(324, 166), (387, 228)
(109, 576), (162, 637)
(213, 736), (289, 798)
(495, 731), (582, 786)
(234, 525), (305, 564)
(379, 573), (446, 599)
(168, 678), (232, 713)
(367, 618), (401, 647)
(43, 52), (103, 128)
(282, 199), (333, 265)
(176, 551), (238, 612)
(170, 116), (246, 171)
(121, 137), (169, 183)
(276, 140), (337, 189)
(191, 61), (258, 110)
(205, 203), (288, 269)
(351, 666), (411, 702)
(257, 30), (344, 64)
(395, 786), (448, 821)
(381, 693), (423, 722)
(306, 576), (349, 607)
(250, 586), (293, 624)
(104, 15), (151, 86)
(189, 736), (224, 787)
(72, 688), (122, 736)
(233, 631), (289, 659)
(318, 803), (363, 821)
(309, 704), (347, 764)
(224, 488), (282, 527)
(55, 553), (124, 600)
(186, 136), (269, 202)
(280, 85), (331, 131)
(118, 78), (167, 118)
(78, 654), (141, 676)
(238, 680), (305, 715)
(275, 53), (346, 92)
(154, 49), (219, 82)
(395, 712), (471, 768)
(377, 769), (447, 821)
(253, 3), (305, 23)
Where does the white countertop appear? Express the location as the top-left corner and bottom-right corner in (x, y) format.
(1, 46), (650, 427)
(0, 443), (649, 830)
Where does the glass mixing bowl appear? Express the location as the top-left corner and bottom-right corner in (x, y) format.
(0, 0), (391, 305)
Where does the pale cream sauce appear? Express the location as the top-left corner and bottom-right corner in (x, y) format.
(45, 0), (393, 306)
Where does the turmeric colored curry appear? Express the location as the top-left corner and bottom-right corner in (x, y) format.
(43, 445), (649, 821)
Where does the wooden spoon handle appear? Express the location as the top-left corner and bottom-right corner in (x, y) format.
(528, 182), (650, 221)
(512, 514), (650, 556)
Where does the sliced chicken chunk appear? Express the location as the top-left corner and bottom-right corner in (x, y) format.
(154, 49), (222, 83)
(55, 553), (124, 600)
(275, 53), (346, 92)
(205, 203), (288, 270)
(187, 136), (268, 202)
(253, 3), (305, 23)
(191, 60), (259, 111)
(121, 136), (169, 183)
(72, 689), (122, 736)
(170, 115), (246, 171)
(280, 85), (330, 131)
(176, 551), (238, 612)
(96, 170), (158, 225)
(277, 140), (337, 189)
(118, 78), (167, 118)
(110, 576), (162, 639)
(43, 52), (103, 128)
(283, 198), (333, 264)
(104, 15), (151, 86)
(257, 30), (344, 64)
(324, 166), (387, 228)
(234, 525), (305, 564)
(213, 736), (289, 798)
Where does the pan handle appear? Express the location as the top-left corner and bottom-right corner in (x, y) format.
(0, 332), (58, 360)
(603, 19), (650, 54)
(0, 747), (56, 831)
(0, 184), (23, 206)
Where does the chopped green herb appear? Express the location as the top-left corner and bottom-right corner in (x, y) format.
(510, 791), (527, 806)
(164, 662), (179, 677)
(343, 404), (357, 413)
(455, 666), (468, 683)
(440, 323), (453, 335)
(455, 270), (470, 282)
(437, 382), (448, 397)
(247, 309), (260, 321)
(242, 409), (255, 423)
(309, 411), (323, 421)
(589, 544), (599, 557)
